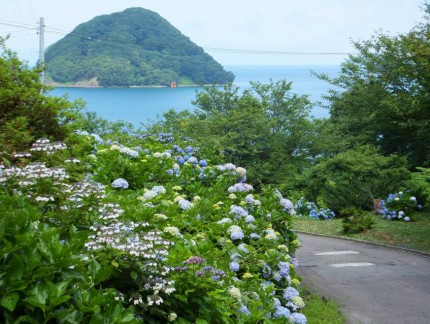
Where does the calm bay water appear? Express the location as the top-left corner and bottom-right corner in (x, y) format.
(50, 65), (339, 126)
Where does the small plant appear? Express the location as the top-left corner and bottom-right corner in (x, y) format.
(379, 191), (419, 221)
(341, 207), (374, 234)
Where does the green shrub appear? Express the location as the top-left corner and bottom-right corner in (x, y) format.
(405, 167), (430, 206)
(341, 207), (375, 234)
(306, 146), (410, 213)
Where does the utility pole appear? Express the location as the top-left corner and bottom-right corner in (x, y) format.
(38, 17), (45, 84)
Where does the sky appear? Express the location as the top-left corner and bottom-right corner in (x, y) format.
(0, 0), (426, 67)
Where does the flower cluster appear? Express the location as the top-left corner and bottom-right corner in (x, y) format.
(228, 183), (253, 193)
(1, 134), (308, 322)
(379, 191), (418, 221)
(295, 198), (335, 220)
(112, 178), (129, 189)
(30, 138), (67, 154)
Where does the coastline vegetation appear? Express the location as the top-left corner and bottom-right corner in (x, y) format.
(44, 8), (235, 87)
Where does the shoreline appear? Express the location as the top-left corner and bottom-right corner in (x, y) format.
(46, 83), (226, 89)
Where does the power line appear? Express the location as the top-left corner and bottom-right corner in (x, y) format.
(0, 19), (354, 57)
(204, 47), (352, 56)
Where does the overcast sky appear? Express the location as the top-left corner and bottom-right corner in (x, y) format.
(0, 0), (426, 66)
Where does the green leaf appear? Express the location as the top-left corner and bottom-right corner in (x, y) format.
(160, 199), (170, 207)
(111, 260), (119, 268)
(1, 292), (20, 311)
(130, 271), (138, 280)
(50, 295), (71, 307)
(195, 319), (209, 324)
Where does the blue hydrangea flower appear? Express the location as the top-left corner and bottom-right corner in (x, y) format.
(278, 261), (290, 278)
(283, 287), (299, 301)
(291, 312), (307, 324)
(273, 305), (291, 319)
(228, 225), (244, 240)
(178, 199), (192, 211)
(263, 263), (272, 278)
(176, 157), (185, 165)
(238, 304), (251, 315)
(186, 157), (198, 164)
(245, 215), (255, 223)
(237, 243), (249, 254)
(90, 133), (103, 143)
(230, 261), (240, 272)
(199, 159), (208, 167)
(250, 233), (261, 240)
(273, 272), (282, 282)
(230, 205), (249, 218)
(111, 178), (129, 189)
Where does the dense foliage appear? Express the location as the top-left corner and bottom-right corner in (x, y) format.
(0, 131), (308, 323)
(150, 81), (321, 191)
(318, 2), (430, 169)
(0, 37), (83, 163)
(304, 146), (410, 213)
(45, 8), (235, 87)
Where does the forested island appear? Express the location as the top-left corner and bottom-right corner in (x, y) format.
(45, 8), (234, 87)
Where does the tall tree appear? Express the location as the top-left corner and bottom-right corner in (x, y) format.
(0, 38), (82, 162)
(319, 3), (430, 168)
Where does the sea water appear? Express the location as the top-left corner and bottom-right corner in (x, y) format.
(49, 65), (340, 127)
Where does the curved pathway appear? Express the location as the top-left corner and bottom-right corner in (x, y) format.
(295, 233), (430, 324)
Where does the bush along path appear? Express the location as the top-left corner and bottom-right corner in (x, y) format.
(0, 131), (307, 323)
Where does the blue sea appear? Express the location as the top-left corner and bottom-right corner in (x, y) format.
(49, 65), (340, 127)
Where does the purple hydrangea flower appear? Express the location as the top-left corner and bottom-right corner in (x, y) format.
(183, 256), (205, 265)
(280, 198), (294, 212)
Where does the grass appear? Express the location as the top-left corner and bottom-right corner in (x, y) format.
(301, 287), (346, 324)
(294, 207), (430, 252)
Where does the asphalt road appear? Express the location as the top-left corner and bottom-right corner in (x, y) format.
(295, 233), (430, 324)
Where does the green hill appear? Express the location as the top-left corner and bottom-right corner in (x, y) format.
(45, 8), (235, 87)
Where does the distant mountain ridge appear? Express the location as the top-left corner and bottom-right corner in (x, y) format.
(45, 8), (235, 87)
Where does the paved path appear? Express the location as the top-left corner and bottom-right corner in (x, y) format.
(295, 233), (430, 324)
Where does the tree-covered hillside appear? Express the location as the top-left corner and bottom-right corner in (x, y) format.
(45, 8), (235, 87)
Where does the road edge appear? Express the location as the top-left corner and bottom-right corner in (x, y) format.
(296, 230), (430, 259)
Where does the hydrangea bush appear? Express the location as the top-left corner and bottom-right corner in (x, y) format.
(0, 130), (307, 323)
(294, 198), (335, 220)
(379, 191), (419, 221)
